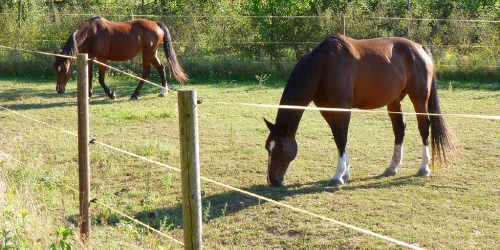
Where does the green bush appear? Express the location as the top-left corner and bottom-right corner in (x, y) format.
(0, 0), (499, 83)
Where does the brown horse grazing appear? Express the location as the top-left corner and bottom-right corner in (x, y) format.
(264, 34), (455, 187)
(53, 16), (187, 100)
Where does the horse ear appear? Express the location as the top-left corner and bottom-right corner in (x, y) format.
(263, 117), (274, 131)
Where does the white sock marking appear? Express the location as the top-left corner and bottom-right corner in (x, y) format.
(387, 144), (403, 171)
(159, 88), (168, 96)
(420, 145), (430, 171)
(332, 151), (350, 184)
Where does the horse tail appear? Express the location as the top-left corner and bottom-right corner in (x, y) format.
(423, 46), (456, 168)
(157, 22), (188, 84)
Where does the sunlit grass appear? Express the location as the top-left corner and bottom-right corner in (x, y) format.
(0, 76), (499, 249)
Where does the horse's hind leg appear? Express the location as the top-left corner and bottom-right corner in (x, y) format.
(130, 58), (152, 100)
(97, 63), (116, 100)
(88, 60), (94, 97)
(410, 97), (431, 176)
(382, 98), (407, 177)
(151, 56), (168, 97)
(320, 110), (352, 186)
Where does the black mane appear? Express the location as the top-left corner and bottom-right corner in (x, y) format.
(58, 30), (78, 57)
(274, 43), (323, 134)
(275, 34), (349, 134)
(58, 16), (102, 58)
(279, 51), (320, 106)
(280, 34), (347, 106)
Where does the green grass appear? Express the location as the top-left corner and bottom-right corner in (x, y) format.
(0, 75), (499, 249)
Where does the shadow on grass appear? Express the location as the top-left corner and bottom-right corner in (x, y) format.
(87, 174), (427, 232)
(0, 82), (171, 112)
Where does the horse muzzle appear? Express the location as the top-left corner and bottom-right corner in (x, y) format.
(268, 175), (285, 187)
(56, 85), (65, 94)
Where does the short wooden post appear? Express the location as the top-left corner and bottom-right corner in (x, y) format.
(77, 53), (91, 241)
(341, 12), (345, 36)
(178, 89), (202, 250)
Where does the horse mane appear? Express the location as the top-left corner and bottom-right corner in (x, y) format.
(279, 52), (320, 106)
(58, 16), (102, 58)
(280, 34), (348, 106)
(275, 43), (323, 133)
(276, 34), (349, 133)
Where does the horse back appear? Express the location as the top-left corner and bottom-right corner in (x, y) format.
(80, 17), (164, 61)
(315, 35), (433, 109)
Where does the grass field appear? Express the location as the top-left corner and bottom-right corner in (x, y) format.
(0, 75), (499, 249)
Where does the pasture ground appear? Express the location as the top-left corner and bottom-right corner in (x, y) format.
(0, 76), (499, 249)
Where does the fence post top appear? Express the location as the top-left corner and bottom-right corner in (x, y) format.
(178, 89), (196, 92)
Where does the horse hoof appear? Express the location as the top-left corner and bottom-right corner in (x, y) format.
(129, 96), (138, 101)
(382, 168), (397, 177)
(342, 173), (350, 183)
(416, 169), (430, 177)
(158, 93), (165, 97)
(109, 92), (116, 100)
(327, 179), (344, 187)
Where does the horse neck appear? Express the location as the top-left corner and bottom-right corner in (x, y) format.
(74, 17), (100, 53)
(275, 79), (316, 136)
(74, 29), (89, 53)
(66, 26), (92, 56)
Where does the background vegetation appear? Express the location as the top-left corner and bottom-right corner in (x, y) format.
(1, 0), (500, 84)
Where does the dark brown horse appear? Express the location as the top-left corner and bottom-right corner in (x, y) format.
(53, 16), (187, 100)
(264, 34), (455, 187)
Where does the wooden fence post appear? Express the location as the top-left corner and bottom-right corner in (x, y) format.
(341, 12), (345, 36)
(129, 13), (135, 70)
(178, 89), (202, 250)
(77, 53), (91, 241)
(18, 0), (22, 28)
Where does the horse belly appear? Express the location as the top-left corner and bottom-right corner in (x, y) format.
(108, 36), (142, 61)
(351, 68), (406, 110)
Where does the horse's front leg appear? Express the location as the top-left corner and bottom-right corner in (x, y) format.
(321, 110), (352, 186)
(329, 149), (351, 187)
(97, 64), (115, 100)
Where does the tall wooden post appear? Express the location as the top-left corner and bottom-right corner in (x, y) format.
(341, 12), (345, 36)
(18, 0), (22, 28)
(77, 53), (91, 241)
(178, 89), (202, 250)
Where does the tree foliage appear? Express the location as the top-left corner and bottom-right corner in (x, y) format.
(0, 0), (499, 80)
